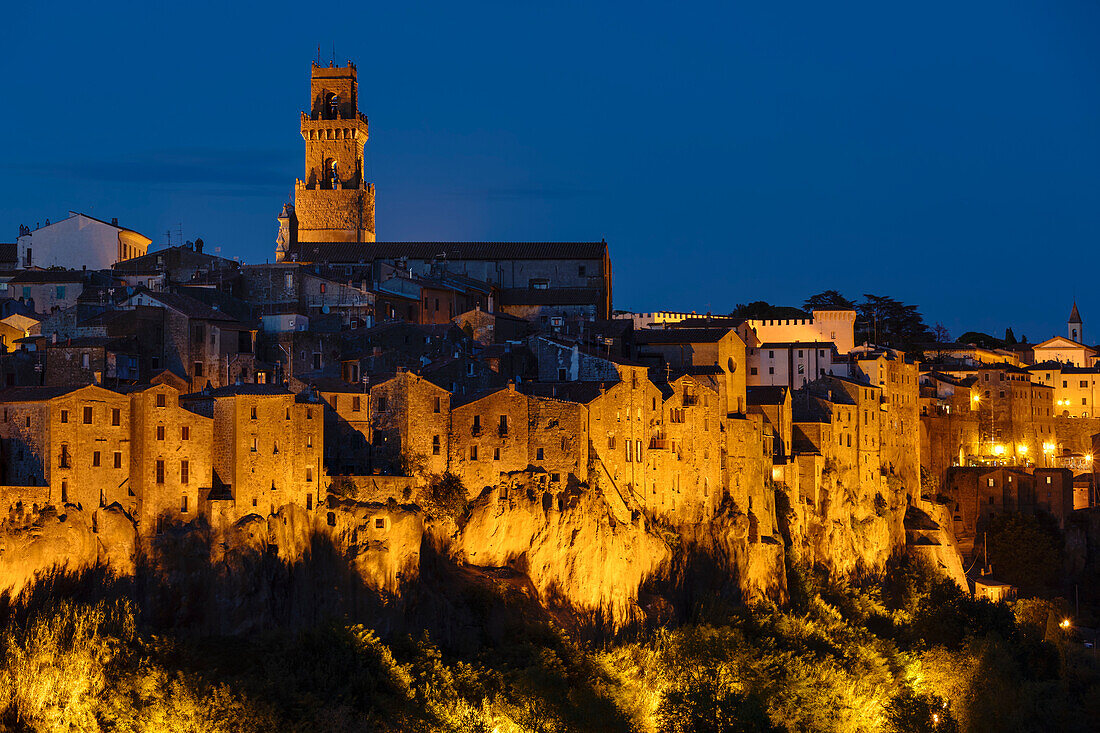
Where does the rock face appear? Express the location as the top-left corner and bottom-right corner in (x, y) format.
(453, 473), (670, 627)
(0, 504), (136, 595)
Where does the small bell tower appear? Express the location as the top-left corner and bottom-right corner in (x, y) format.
(1069, 302), (1083, 343)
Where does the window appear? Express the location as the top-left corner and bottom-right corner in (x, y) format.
(61, 481), (68, 503)
(376, 397), (387, 412)
(768, 351), (774, 359)
(636, 440), (643, 462)
(111, 408), (120, 426)
(494, 447), (500, 460)
(60, 410), (68, 424)
(434, 397), (441, 413)
(1082, 381), (1089, 388)
(251, 438), (258, 452)
(536, 447), (545, 461)
(181, 460), (189, 484)
(156, 394), (166, 408)
(58, 444), (69, 468)
(750, 367), (758, 376)
(114, 452), (122, 469)
(194, 361), (204, 378)
(306, 493), (313, 511)
(156, 425), (165, 440)
(306, 434), (313, 448)
(82, 406), (93, 424)
(1047, 476), (1052, 484)
(578, 265), (586, 277)
(181, 425), (190, 440)
(988, 478), (994, 487)
(625, 442), (632, 462)
(81, 353), (90, 369)
(768, 367), (774, 375)
(499, 415), (508, 434)
(352, 396), (361, 412)
(470, 445), (478, 461)
(306, 467), (313, 482)
(472, 415), (481, 434)
(181, 495), (188, 513)
(432, 435), (441, 455)
(375, 517), (386, 530)
(250, 406), (257, 420)
(307, 408), (313, 420)
(156, 460), (164, 484)
(285, 408), (291, 420)
(92, 451), (100, 467)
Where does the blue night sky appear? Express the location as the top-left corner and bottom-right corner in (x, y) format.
(3, 1), (1098, 342)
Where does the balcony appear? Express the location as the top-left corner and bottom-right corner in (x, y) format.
(649, 438), (669, 450)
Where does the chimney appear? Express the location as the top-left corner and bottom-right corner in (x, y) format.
(111, 218), (118, 226)
(195, 238), (204, 254)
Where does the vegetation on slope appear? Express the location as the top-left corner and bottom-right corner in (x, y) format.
(0, 555), (1097, 732)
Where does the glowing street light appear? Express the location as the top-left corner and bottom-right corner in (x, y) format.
(1043, 442), (1056, 454)
(1017, 444), (1028, 455)
(993, 444), (1005, 456)
(1060, 618), (1072, 629)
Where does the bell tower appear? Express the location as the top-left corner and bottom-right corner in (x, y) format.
(278, 60), (375, 260)
(1069, 302), (1083, 343)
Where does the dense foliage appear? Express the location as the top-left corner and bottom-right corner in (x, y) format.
(1, 557), (1097, 731)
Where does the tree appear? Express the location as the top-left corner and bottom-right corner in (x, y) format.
(855, 294), (934, 350)
(1004, 327), (1017, 345)
(932, 323), (951, 344)
(729, 301), (775, 322)
(803, 290), (856, 311)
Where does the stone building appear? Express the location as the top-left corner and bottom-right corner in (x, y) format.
(127, 380), (214, 532)
(633, 326), (748, 415)
(121, 290), (256, 390)
(0, 385), (132, 511)
(180, 385), (323, 520)
(8, 270), (87, 314)
(44, 337), (140, 387)
(367, 371), (451, 476)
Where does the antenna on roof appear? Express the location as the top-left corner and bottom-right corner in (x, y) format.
(331, 43), (335, 67)
(316, 44), (321, 65)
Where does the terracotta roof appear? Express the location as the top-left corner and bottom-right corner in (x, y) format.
(517, 381), (608, 404)
(0, 386), (85, 402)
(287, 241), (608, 262)
(128, 290), (236, 322)
(499, 288), (602, 306)
(9, 270), (85, 284)
(635, 327), (736, 344)
(747, 385), (789, 406)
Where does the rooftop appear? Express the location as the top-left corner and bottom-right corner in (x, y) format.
(286, 241), (608, 263)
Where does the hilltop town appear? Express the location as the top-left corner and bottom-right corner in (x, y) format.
(1, 60), (1097, 623)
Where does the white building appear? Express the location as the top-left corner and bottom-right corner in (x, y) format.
(17, 212), (151, 270)
(737, 308), (857, 355)
(746, 342), (836, 389)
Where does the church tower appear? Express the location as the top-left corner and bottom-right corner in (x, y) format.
(277, 61), (375, 260)
(1069, 302), (1083, 343)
